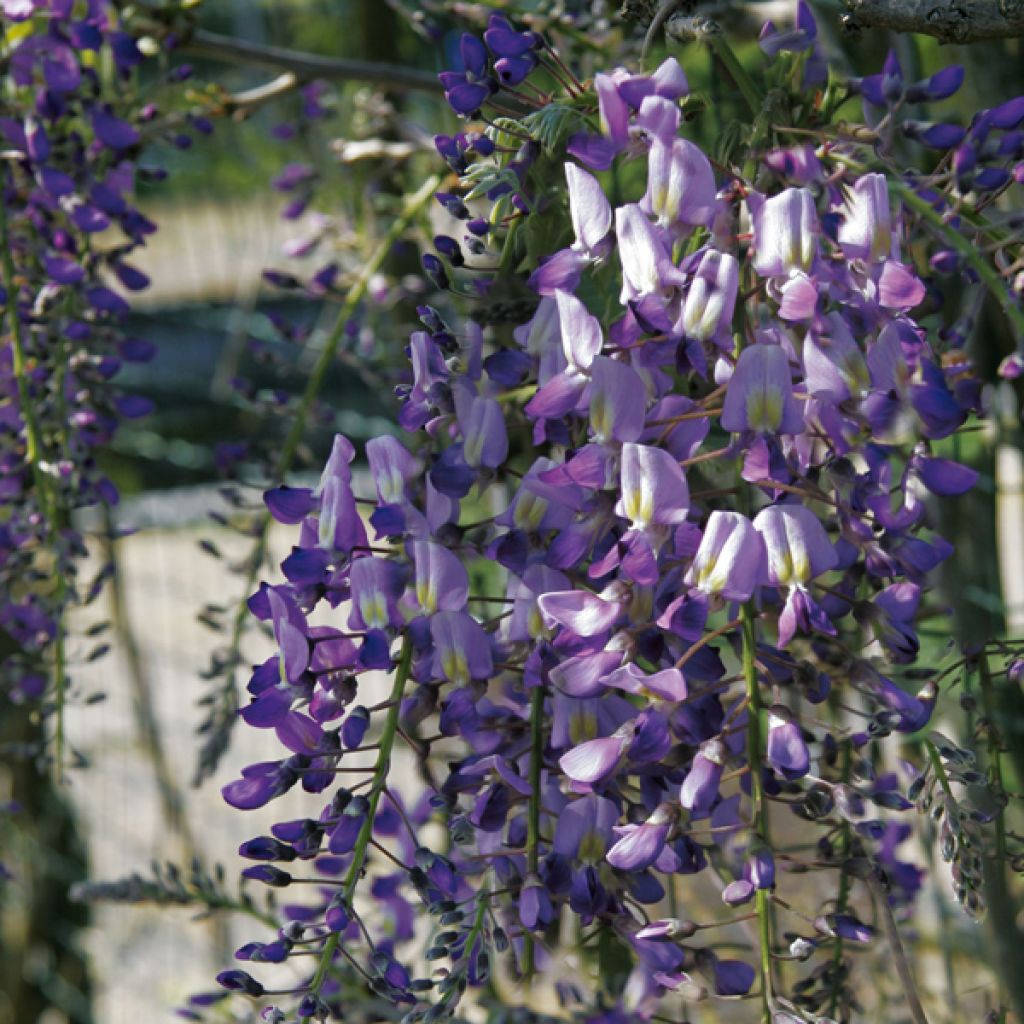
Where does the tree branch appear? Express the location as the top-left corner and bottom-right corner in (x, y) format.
(180, 29), (442, 93)
(843, 0), (1024, 43)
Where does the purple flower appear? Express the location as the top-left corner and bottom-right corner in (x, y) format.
(721, 343), (804, 435)
(459, 394), (508, 470)
(615, 443), (689, 531)
(749, 187), (817, 278)
(607, 805), (675, 871)
(430, 611), (493, 684)
(685, 510), (765, 601)
(567, 162), (613, 258)
(753, 504), (838, 587)
(712, 958), (755, 996)
(538, 589), (621, 636)
(678, 249), (739, 342)
(765, 706), (810, 779)
(680, 737), (727, 813)
(838, 173), (892, 262)
(641, 138), (717, 229)
(439, 35), (494, 116)
(588, 356), (647, 443)
(559, 723), (634, 786)
(411, 541), (468, 615)
(348, 557), (404, 631)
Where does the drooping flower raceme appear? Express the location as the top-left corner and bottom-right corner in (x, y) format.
(210, 11), (1018, 1024)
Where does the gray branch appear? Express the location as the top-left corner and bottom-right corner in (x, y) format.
(181, 29), (441, 93)
(843, 0), (1024, 43)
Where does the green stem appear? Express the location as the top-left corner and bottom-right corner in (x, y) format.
(201, 173), (441, 783)
(707, 34), (763, 118)
(310, 635), (413, 996)
(0, 183), (69, 782)
(924, 740), (954, 800)
(523, 684), (545, 979)
(826, 742), (853, 1020)
(741, 603), (772, 1022)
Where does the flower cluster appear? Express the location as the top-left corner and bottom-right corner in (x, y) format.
(0, 6), (193, 767)
(210, 8), (1020, 1024)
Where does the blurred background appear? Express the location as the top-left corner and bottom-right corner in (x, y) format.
(1, 0), (1023, 1021)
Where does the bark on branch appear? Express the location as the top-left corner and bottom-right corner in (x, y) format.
(843, 0), (1024, 43)
(181, 29), (441, 93)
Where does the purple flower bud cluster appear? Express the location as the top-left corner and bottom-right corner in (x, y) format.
(213, 11), (1017, 1024)
(0, 5), (191, 745)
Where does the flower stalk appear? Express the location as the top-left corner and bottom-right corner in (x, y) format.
(741, 602), (773, 1022)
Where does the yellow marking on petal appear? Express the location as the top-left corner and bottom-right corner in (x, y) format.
(515, 491), (547, 531)
(527, 604), (545, 638)
(416, 579), (436, 615)
(579, 830), (606, 863)
(570, 709), (600, 744)
(441, 649), (469, 685)
(464, 431), (484, 468)
(792, 553), (810, 583)
(360, 593), (389, 631)
(775, 551), (795, 586)
(591, 393), (611, 441)
(746, 390), (782, 432)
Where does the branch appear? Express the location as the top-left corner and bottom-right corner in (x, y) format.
(843, 0), (1024, 43)
(181, 29), (442, 93)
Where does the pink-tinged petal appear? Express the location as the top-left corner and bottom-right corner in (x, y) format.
(589, 356), (647, 443)
(878, 260), (926, 309)
(538, 589), (620, 636)
(720, 344), (803, 435)
(615, 443), (690, 530)
(685, 510), (765, 601)
(753, 504), (838, 586)
(777, 271), (818, 321)
(566, 162), (612, 254)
